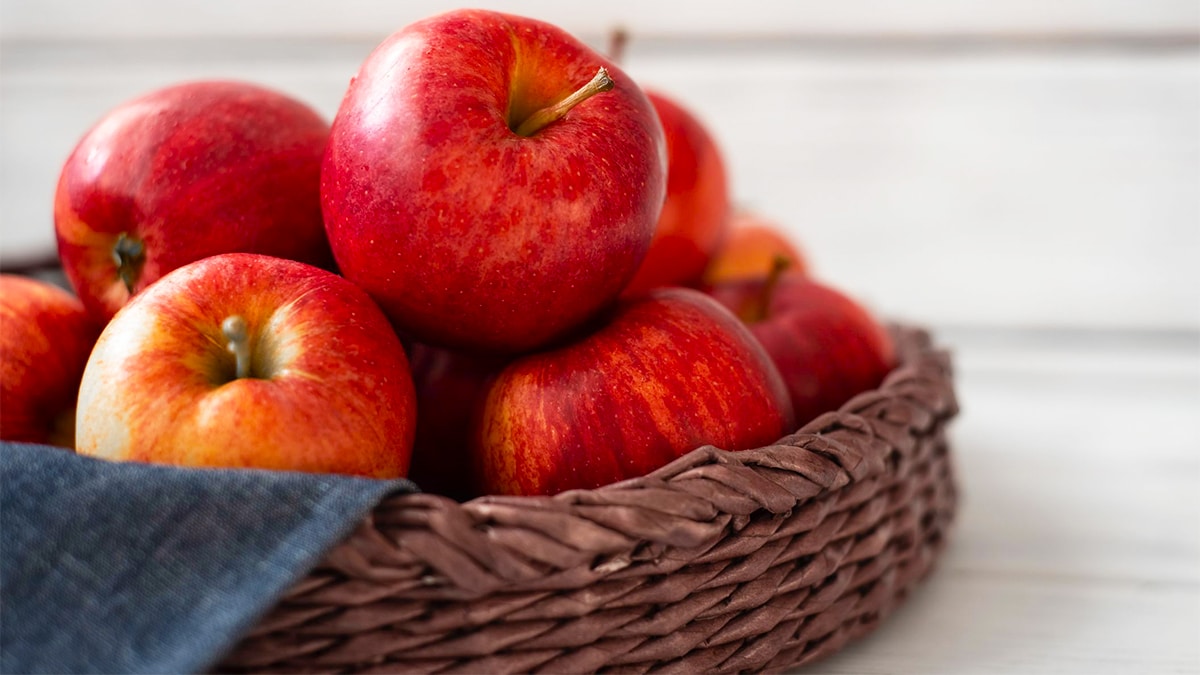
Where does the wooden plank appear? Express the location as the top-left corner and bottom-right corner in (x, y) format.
(1, 41), (1196, 331)
(623, 50), (1200, 333)
(812, 569), (1200, 674)
(944, 328), (1200, 583)
(950, 386), (1200, 585)
(2, 0), (1197, 40)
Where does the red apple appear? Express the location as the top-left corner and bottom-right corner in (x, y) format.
(74, 253), (416, 478)
(709, 271), (895, 428)
(0, 275), (102, 448)
(406, 343), (507, 500)
(321, 9), (666, 354)
(604, 30), (730, 296)
(475, 287), (794, 496)
(702, 210), (808, 286)
(55, 80), (335, 323)
(622, 90), (731, 296)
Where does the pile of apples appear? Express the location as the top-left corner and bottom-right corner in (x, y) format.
(0, 9), (894, 499)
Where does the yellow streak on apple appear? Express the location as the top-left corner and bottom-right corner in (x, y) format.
(481, 375), (521, 493)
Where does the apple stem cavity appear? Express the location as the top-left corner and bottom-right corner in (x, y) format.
(514, 67), (615, 137)
(111, 233), (145, 294)
(222, 315), (252, 380)
(741, 255), (791, 324)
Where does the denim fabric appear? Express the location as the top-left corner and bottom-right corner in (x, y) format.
(0, 442), (416, 674)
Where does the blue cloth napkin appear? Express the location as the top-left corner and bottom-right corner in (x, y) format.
(0, 441), (416, 674)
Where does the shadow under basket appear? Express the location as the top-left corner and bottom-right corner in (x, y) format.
(223, 325), (960, 674)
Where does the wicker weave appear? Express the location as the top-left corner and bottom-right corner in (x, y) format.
(222, 325), (959, 674)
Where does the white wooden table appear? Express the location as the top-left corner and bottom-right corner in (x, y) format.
(816, 328), (1200, 674)
(2, 2), (1197, 672)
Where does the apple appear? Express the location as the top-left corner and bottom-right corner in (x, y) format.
(702, 210), (808, 286)
(475, 287), (794, 496)
(622, 91), (731, 296)
(55, 80), (335, 323)
(321, 9), (666, 354)
(606, 30), (731, 297)
(406, 343), (507, 500)
(709, 269), (895, 428)
(0, 275), (102, 448)
(74, 253), (416, 478)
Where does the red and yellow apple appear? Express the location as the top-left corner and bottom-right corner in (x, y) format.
(0, 275), (102, 448)
(74, 253), (416, 478)
(709, 271), (895, 427)
(55, 80), (335, 323)
(475, 287), (794, 496)
(321, 9), (666, 353)
(623, 90), (731, 296)
(702, 210), (807, 286)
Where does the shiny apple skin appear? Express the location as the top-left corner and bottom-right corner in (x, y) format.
(476, 287), (794, 496)
(75, 254), (416, 478)
(710, 276), (895, 427)
(623, 91), (731, 296)
(702, 211), (808, 285)
(321, 9), (666, 354)
(55, 80), (335, 323)
(0, 275), (102, 448)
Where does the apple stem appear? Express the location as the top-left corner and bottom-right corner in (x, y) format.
(111, 233), (145, 295)
(514, 67), (615, 137)
(608, 27), (629, 63)
(741, 255), (792, 324)
(222, 315), (252, 380)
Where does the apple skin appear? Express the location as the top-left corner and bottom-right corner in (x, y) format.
(475, 287), (794, 496)
(0, 275), (103, 448)
(406, 343), (508, 500)
(74, 253), (416, 478)
(702, 211), (808, 286)
(623, 91), (731, 296)
(321, 9), (666, 354)
(55, 80), (335, 323)
(709, 276), (895, 428)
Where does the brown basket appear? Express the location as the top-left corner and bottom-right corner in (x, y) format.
(222, 325), (959, 674)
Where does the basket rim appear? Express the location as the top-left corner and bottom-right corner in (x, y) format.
(331, 323), (956, 570)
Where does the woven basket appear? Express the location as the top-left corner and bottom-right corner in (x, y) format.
(222, 324), (959, 674)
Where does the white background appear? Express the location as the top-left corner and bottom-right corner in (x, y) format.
(1, 1), (1197, 672)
